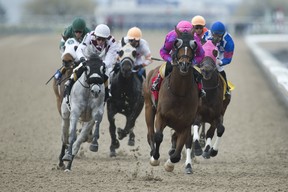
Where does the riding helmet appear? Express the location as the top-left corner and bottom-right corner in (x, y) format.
(72, 18), (86, 32)
(211, 21), (226, 35)
(94, 24), (110, 38)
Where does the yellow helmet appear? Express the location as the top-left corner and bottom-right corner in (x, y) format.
(127, 27), (142, 40)
(191, 15), (206, 26)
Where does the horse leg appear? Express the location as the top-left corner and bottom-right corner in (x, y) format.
(202, 123), (216, 159)
(108, 108), (120, 157)
(184, 130), (193, 174)
(144, 97), (156, 156)
(128, 129), (135, 146)
(192, 124), (203, 156)
(164, 128), (190, 172)
(62, 115), (79, 163)
(169, 131), (177, 156)
(199, 122), (206, 147)
(210, 117), (225, 157)
(64, 155), (75, 172)
(89, 121), (100, 152)
(72, 120), (94, 156)
(52, 78), (61, 115)
(59, 103), (70, 170)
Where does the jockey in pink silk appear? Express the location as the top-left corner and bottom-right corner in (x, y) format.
(151, 20), (206, 98)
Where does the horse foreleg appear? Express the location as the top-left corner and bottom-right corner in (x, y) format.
(72, 120), (94, 156)
(108, 108), (119, 157)
(210, 117), (225, 157)
(62, 117), (78, 162)
(89, 121), (100, 152)
(202, 123), (216, 159)
(59, 104), (70, 169)
(52, 79), (61, 115)
(164, 128), (189, 172)
(184, 131), (193, 174)
(192, 124), (203, 156)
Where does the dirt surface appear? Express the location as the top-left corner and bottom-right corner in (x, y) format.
(0, 32), (288, 192)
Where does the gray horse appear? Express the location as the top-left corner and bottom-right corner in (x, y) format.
(59, 44), (105, 171)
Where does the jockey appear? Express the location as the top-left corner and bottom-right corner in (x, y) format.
(114, 27), (153, 81)
(203, 21), (235, 95)
(151, 20), (206, 97)
(64, 24), (119, 102)
(191, 15), (208, 44)
(59, 17), (91, 53)
(54, 17), (91, 80)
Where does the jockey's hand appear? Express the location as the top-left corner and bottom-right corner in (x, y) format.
(133, 65), (143, 71)
(216, 59), (223, 66)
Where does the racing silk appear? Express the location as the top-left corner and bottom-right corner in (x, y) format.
(203, 30), (235, 66)
(159, 30), (204, 64)
(59, 25), (91, 51)
(76, 31), (119, 73)
(121, 36), (152, 66)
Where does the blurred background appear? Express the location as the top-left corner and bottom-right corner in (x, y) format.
(0, 0), (287, 36)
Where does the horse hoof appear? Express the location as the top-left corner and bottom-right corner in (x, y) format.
(150, 156), (160, 166)
(110, 151), (117, 157)
(168, 148), (175, 156)
(199, 139), (206, 148)
(164, 161), (174, 172)
(185, 163), (193, 174)
(210, 148), (218, 157)
(128, 138), (135, 146)
(117, 128), (126, 140)
(62, 153), (72, 161)
(64, 169), (71, 172)
(89, 144), (98, 152)
(202, 151), (210, 159)
(57, 164), (66, 170)
(111, 139), (120, 149)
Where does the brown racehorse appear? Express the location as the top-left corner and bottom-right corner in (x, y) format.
(143, 28), (199, 173)
(192, 40), (231, 159)
(52, 39), (78, 115)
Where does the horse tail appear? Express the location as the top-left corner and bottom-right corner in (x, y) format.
(52, 78), (62, 115)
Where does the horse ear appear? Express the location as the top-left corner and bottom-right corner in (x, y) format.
(132, 50), (137, 58)
(118, 50), (124, 57)
(175, 26), (181, 36)
(212, 49), (218, 57)
(74, 46), (78, 52)
(174, 38), (183, 49)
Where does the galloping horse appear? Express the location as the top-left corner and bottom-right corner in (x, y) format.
(192, 40), (231, 159)
(144, 28), (199, 173)
(107, 43), (144, 157)
(59, 45), (105, 171)
(53, 38), (79, 115)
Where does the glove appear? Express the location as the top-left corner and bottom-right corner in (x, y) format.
(216, 59), (223, 66)
(133, 65), (143, 71)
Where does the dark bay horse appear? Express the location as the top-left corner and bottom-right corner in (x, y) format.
(143, 28), (199, 173)
(193, 40), (231, 159)
(107, 43), (144, 157)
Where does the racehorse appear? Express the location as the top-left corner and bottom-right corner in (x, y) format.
(53, 38), (79, 115)
(107, 43), (144, 157)
(192, 40), (231, 159)
(143, 28), (199, 173)
(59, 44), (105, 171)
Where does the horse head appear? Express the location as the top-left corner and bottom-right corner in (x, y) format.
(199, 40), (218, 80)
(117, 43), (137, 78)
(173, 27), (197, 74)
(61, 38), (79, 70)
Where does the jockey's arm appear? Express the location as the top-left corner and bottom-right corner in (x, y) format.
(75, 33), (91, 62)
(218, 39), (234, 66)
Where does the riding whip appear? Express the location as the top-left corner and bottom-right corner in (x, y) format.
(151, 57), (165, 62)
(45, 66), (63, 85)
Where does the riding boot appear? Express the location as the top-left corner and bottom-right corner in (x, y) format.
(220, 71), (230, 95)
(64, 78), (75, 100)
(193, 68), (206, 97)
(54, 68), (67, 81)
(151, 73), (163, 92)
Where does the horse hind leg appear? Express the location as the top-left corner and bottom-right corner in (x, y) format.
(128, 130), (135, 146)
(58, 144), (66, 170)
(199, 122), (206, 147)
(202, 124), (216, 159)
(210, 122), (225, 157)
(150, 131), (163, 166)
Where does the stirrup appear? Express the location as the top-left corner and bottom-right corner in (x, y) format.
(200, 89), (206, 98)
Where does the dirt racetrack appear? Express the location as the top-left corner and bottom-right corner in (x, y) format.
(0, 31), (288, 192)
